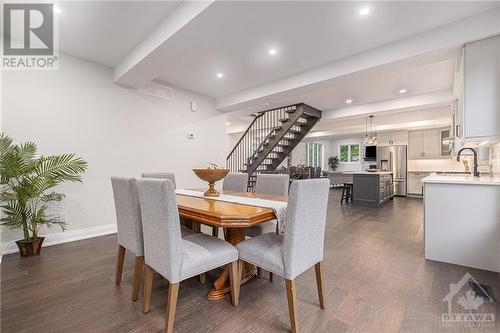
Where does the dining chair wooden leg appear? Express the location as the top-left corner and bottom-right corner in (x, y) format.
(199, 273), (206, 285)
(131, 256), (144, 301)
(142, 265), (154, 314)
(212, 226), (219, 237)
(285, 279), (299, 333)
(269, 272), (273, 282)
(238, 260), (244, 282)
(115, 245), (126, 284)
(314, 262), (325, 309)
(165, 282), (180, 333)
(228, 261), (240, 306)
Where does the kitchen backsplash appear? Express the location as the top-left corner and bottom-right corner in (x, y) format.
(408, 143), (499, 174)
(407, 157), (473, 172)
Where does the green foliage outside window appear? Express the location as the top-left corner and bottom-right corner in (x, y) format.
(340, 145), (349, 162)
(339, 144), (360, 162)
(351, 144), (360, 162)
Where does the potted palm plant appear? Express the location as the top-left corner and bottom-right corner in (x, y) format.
(0, 133), (87, 256)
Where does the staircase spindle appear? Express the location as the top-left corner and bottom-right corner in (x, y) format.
(226, 104), (320, 189)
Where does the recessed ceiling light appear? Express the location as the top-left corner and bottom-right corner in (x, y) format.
(53, 6), (62, 14)
(268, 49), (277, 56)
(345, 99), (353, 104)
(357, 7), (371, 16)
(398, 88), (407, 94)
(225, 122), (231, 126)
(216, 73), (223, 78)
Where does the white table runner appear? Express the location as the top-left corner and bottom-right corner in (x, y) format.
(176, 189), (287, 233)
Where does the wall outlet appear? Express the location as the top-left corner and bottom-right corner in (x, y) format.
(187, 133), (195, 140)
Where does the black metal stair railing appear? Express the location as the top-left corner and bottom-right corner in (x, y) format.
(226, 106), (295, 174)
(226, 103), (322, 189)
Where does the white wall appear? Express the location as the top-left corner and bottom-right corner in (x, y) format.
(290, 142), (306, 166)
(1, 53), (227, 247)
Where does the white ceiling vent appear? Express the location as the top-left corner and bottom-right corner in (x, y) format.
(139, 82), (174, 100)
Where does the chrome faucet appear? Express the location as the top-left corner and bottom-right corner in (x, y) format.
(457, 147), (480, 177)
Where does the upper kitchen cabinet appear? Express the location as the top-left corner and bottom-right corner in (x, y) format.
(377, 131), (408, 146)
(455, 35), (500, 141)
(408, 128), (448, 159)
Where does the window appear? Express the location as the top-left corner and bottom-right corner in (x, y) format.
(306, 142), (323, 167)
(339, 144), (360, 162)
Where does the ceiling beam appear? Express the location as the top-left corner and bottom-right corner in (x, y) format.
(216, 8), (500, 112)
(322, 90), (454, 120)
(113, 1), (215, 87)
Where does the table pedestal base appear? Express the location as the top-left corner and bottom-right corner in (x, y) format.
(207, 265), (256, 300)
(206, 227), (256, 301)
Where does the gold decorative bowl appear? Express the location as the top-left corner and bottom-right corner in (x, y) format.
(193, 168), (230, 197)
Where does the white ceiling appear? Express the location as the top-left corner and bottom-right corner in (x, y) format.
(34, 0), (499, 129)
(228, 105), (452, 140)
(152, 1), (497, 98)
(256, 58), (456, 113)
(57, 1), (180, 67)
(226, 59), (455, 134)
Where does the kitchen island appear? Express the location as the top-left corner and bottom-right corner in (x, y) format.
(422, 174), (500, 273)
(352, 171), (394, 207)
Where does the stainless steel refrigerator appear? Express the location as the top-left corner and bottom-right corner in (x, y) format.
(377, 145), (407, 196)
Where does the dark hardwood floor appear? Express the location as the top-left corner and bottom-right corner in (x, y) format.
(2, 189), (499, 332)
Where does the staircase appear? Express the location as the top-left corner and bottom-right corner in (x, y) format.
(226, 103), (322, 190)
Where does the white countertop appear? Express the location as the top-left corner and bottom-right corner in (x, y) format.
(422, 174), (500, 186)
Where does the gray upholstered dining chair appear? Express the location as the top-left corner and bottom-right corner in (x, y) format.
(142, 172), (176, 188)
(236, 179), (330, 333)
(222, 172), (249, 192)
(246, 173), (289, 237)
(208, 172), (250, 237)
(111, 177), (194, 303)
(111, 177), (145, 302)
(141, 172), (194, 238)
(137, 179), (240, 333)
(247, 173), (290, 280)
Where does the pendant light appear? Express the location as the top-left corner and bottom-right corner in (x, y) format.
(362, 115), (377, 145)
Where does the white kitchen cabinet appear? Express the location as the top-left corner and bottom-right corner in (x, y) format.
(391, 131), (408, 145)
(439, 128), (452, 157)
(408, 172), (429, 196)
(453, 35), (500, 144)
(423, 178), (500, 273)
(421, 129), (440, 158)
(378, 131), (408, 146)
(408, 129), (444, 159)
(377, 132), (391, 146)
(408, 131), (423, 159)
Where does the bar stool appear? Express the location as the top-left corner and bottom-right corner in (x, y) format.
(341, 182), (353, 204)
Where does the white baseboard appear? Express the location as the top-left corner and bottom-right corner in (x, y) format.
(1, 223), (117, 256)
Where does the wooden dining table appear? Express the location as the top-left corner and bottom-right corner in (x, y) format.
(176, 189), (288, 300)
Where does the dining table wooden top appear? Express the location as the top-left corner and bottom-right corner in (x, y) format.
(176, 189), (287, 228)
